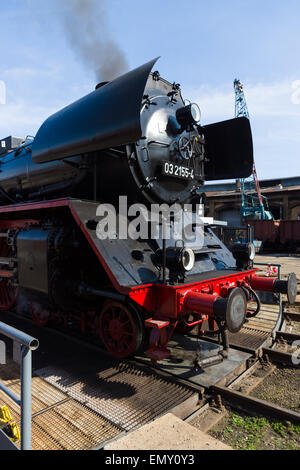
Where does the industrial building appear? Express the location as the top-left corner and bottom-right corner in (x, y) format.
(204, 176), (300, 227)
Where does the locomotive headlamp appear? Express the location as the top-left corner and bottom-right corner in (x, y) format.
(176, 103), (201, 129)
(232, 242), (255, 269)
(181, 248), (195, 272)
(165, 246), (195, 273)
(155, 246), (195, 273)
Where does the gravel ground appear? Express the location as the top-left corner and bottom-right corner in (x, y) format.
(251, 366), (300, 411)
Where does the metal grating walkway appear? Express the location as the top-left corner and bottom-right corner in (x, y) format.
(0, 360), (121, 450)
(0, 358), (196, 450)
(226, 328), (269, 351)
(36, 361), (195, 432)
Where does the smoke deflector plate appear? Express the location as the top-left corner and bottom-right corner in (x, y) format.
(32, 58), (159, 164)
(204, 117), (254, 180)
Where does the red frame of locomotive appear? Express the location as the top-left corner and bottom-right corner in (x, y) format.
(0, 197), (278, 361)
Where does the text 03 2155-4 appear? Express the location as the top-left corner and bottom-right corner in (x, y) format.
(163, 162), (194, 179)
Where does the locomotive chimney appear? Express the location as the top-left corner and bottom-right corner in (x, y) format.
(95, 81), (109, 90)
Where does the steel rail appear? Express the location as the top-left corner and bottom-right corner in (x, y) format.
(262, 347), (300, 368)
(212, 384), (300, 423)
(276, 330), (300, 344)
(284, 311), (300, 322)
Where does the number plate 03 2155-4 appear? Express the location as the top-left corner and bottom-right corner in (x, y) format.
(162, 161), (194, 180)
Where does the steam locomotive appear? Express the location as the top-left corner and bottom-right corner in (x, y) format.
(0, 58), (297, 366)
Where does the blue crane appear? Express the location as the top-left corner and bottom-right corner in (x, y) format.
(234, 79), (273, 221)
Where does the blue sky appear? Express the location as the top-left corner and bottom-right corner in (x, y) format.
(0, 0), (299, 180)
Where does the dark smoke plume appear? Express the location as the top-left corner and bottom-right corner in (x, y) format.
(57, 0), (128, 82)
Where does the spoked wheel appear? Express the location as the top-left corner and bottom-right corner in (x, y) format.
(99, 301), (144, 359)
(0, 239), (18, 311)
(29, 301), (51, 327)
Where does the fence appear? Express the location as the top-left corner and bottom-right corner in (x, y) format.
(0, 321), (39, 450)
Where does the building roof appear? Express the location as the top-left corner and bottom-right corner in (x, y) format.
(204, 176), (300, 199)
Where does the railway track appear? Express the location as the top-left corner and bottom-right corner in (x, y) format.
(0, 295), (299, 450)
(186, 300), (300, 440)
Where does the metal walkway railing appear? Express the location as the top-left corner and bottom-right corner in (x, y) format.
(0, 321), (39, 450)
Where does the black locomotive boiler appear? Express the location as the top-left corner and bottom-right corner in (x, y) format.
(0, 58), (296, 364)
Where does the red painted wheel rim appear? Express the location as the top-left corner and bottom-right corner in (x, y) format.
(99, 302), (137, 358)
(0, 239), (18, 311)
(30, 302), (51, 327)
